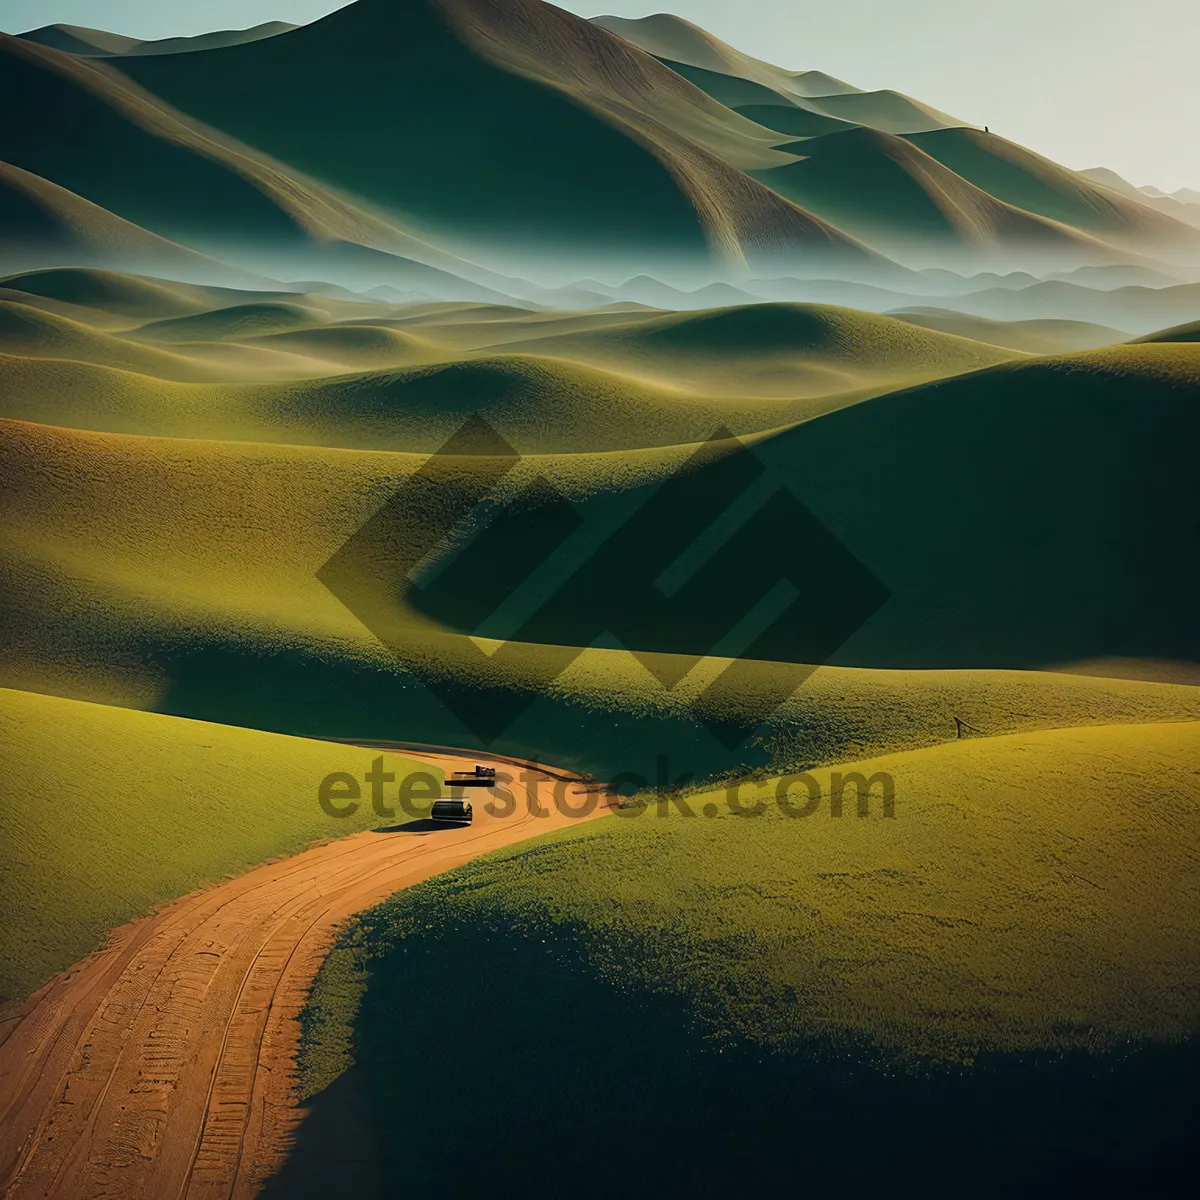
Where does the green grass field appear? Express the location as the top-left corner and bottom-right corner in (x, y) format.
(285, 719), (1200, 1195)
(0, 688), (439, 1002)
(3, 2), (1200, 1190)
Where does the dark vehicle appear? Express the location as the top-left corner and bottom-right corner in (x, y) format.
(453, 765), (496, 781)
(431, 798), (474, 824)
(432, 765), (497, 823)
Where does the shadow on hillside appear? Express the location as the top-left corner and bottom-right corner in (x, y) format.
(260, 1066), (380, 1200)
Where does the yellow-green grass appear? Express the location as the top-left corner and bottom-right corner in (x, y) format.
(0, 686), (440, 1003)
(891, 307), (1128, 354)
(236, 325), (436, 370)
(2, 273), (1018, 396)
(490, 300), (1019, 392)
(0, 351), (880, 453)
(1135, 318), (1200, 344)
(0, 267), (240, 327)
(0, 293), (1029, 450)
(0, 268), (424, 333)
(3, 417), (1199, 790)
(338, 720), (1200, 1063)
(0, 300), (242, 381)
(130, 299), (332, 343)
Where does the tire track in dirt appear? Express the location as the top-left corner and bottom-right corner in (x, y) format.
(0, 751), (614, 1198)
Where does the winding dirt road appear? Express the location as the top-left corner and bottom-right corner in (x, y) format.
(0, 750), (613, 1199)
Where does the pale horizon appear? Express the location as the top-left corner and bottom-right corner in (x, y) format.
(1, 0), (1198, 191)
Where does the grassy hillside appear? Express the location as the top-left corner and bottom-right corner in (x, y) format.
(18, 22), (299, 57)
(285, 720), (1200, 1194)
(325, 719), (1200, 1061)
(0, 686), (439, 1002)
(1136, 319), (1200, 344)
(117, 0), (882, 273)
(4, 411), (1199, 789)
(950, 279), (1200, 333)
(907, 128), (1200, 250)
(0, 300), (241, 381)
(729, 345), (1200, 670)
(1, 267), (251, 323)
(483, 300), (1017, 391)
(752, 127), (1125, 264)
(592, 12), (861, 101)
(15, 24), (140, 55)
(890, 308), (1128, 353)
(733, 102), (858, 138)
(0, 283), (1025, 447)
(391, 340), (1198, 675)
(0, 37), (533, 296)
(0, 161), (265, 284)
(3, 8), (1196, 1189)
(0, 352), (870, 453)
(131, 299), (332, 343)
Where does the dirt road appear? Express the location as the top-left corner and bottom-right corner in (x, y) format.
(0, 750), (612, 1198)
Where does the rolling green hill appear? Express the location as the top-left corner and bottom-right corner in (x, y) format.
(18, 21), (299, 57)
(889, 308), (1128, 353)
(0, 686), (437, 1002)
(476, 300), (1016, 391)
(733, 103), (858, 139)
(0, 287), (1020, 450)
(2, 7), (1198, 1188)
(3, 340), (1198, 789)
(751, 345), (1200, 668)
(907, 128), (1200, 251)
(325, 719), (1200, 1063)
(0, 351), (863, 453)
(1135, 319), (1200, 344)
(1, 0), (1188, 283)
(0, 161), (264, 283)
(752, 127), (1126, 263)
(449, 343), (1199, 675)
(287, 719), (1200, 1193)
(117, 0), (883, 273)
(0, 36), (546, 298)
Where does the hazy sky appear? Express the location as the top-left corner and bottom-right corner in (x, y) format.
(3, 0), (1197, 190)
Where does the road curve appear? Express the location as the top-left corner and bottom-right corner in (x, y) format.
(0, 750), (614, 1199)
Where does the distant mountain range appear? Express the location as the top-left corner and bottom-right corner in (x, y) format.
(3, 0), (1198, 299)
